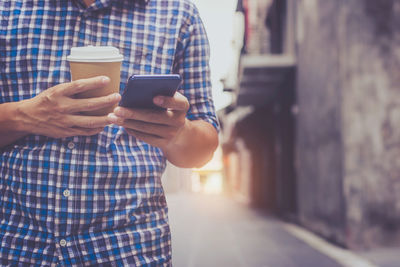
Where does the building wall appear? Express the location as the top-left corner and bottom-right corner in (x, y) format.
(296, 0), (346, 245)
(341, 0), (400, 249)
(246, 0), (272, 54)
(296, 0), (400, 249)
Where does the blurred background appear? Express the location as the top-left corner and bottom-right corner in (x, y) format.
(162, 0), (400, 266)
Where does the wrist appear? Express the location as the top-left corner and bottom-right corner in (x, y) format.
(162, 118), (192, 155)
(6, 101), (29, 134)
(161, 119), (218, 168)
(0, 101), (29, 148)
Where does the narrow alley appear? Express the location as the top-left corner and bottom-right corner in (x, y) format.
(167, 193), (341, 267)
(163, 1), (400, 266)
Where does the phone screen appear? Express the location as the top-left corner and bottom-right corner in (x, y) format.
(119, 74), (182, 109)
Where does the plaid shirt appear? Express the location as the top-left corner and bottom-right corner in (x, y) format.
(0, 0), (218, 266)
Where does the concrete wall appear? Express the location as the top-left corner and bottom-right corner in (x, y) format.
(296, 0), (400, 249)
(296, 0), (346, 246)
(341, 0), (400, 249)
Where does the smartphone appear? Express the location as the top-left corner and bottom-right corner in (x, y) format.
(119, 74), (182, 109)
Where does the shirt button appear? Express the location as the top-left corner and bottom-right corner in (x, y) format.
(63, 189), (71, 197)
(67, 142), (75, 150)
(59, 239), (67, 247)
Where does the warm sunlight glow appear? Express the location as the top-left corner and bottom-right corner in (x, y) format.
(191, 147), (224, 194)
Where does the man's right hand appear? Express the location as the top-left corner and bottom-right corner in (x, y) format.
(14, 76), (121, 139)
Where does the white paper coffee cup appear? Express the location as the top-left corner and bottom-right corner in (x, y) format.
(67, 46), (124, 116)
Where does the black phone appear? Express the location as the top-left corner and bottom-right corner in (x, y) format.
(119, 74), (182, 109)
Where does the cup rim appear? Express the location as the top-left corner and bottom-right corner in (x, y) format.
(67, 57), (124, 63)
(67, 46), (124, 62)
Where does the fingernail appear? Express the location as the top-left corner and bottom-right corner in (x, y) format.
(114, 107), (125, 117)
(112, 93), (121, 101)
(102, 76), (110, 83)
(154, 97), (163, 105)
(108, 113), (120, 124)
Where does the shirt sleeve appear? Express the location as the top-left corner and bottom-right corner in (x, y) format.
(173, 4), (220, 132)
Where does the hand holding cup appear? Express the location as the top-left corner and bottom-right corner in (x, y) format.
(15, 76), (121, 139)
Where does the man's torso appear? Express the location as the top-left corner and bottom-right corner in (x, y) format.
(0, 0), (206, 265)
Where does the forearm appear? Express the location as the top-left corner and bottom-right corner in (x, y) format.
(162, 119), (218, 168)
(0, 102), (27, 148)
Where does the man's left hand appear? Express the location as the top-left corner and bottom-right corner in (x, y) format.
(108, 92), (190, 150)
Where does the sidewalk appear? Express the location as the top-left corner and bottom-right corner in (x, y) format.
(166, 193), (344, 267)
(360, 247), (400, 267)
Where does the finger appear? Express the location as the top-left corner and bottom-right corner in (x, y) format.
(63, 93), (121, 113)
(107, 113), (125, 125)
(153, 92), (189, 111)
(113, 106), (173, 124)
(63, 76), (110, 96)
(122, 119), (174, 139)
(126, 129), (165, 148)
(65, 115), (111, 129)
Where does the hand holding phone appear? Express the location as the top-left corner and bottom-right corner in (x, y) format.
(119, 74), (182, 109)
(109, 74), (190, 150)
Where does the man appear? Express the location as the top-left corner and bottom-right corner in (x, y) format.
(0, 0), (219, 265)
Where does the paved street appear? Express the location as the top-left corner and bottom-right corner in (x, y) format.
(360, 248), (400, 267)
(166, 193), (342, 267)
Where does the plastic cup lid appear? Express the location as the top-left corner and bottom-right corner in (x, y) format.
(67, 46), (124, 62)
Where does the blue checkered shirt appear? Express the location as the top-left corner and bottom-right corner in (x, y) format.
(0, 0), (218, 266)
